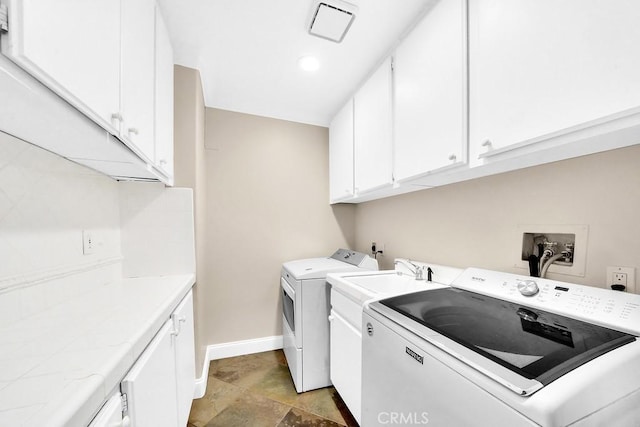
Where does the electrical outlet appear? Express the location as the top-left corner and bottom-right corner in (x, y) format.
(371, 241), (385, 256)
(606, 266), (636, 293)
(83, 230), (95, 255)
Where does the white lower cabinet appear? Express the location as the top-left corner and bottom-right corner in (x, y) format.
(173, 291), (196, 427)
(88, 393), (128, 427)
(329, 289), (363, 424)
(120, 291), (194, 427)
(122, 320), (178, 426)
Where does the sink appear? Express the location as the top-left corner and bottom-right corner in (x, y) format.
(348, 273), (430, 294)
(327, 271), (448, 305)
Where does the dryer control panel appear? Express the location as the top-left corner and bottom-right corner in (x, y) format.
(330, 249), (378, 269)
(453, 268), (640, 336)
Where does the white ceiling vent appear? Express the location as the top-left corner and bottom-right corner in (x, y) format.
(308, 1), (358, 43)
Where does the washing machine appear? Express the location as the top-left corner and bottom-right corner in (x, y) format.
(362, 267), (640, 426)
(281, 248), (378, 393)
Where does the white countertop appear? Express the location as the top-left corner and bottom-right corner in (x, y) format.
(0, 274), (195, 426)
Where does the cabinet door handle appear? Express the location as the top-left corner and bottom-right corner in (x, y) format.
(110, 113), (123, 129)
(159, 159), (167, 166)
(170, 314), (186, 336)
(127, 127), (139, 136)
(448, 154), (457, 162)
(481, 139), (492, 149)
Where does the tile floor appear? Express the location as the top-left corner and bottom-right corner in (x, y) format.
(188, 350), (359, 427)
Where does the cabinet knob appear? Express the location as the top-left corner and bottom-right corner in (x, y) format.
(481, 139), (493, 149)
(111, 112), (123, 121)
(159, 159), (167, 166)
(448, 154), (457, 162)
(127, 127), (139, 136)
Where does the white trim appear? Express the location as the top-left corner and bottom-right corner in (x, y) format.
(193, 335), (284, 398)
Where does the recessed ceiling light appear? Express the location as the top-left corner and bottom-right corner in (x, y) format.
(298, 55), (320, 72)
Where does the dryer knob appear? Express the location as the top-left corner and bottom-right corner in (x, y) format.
(366, 322), (374, 336)
(517, 280), (539, 296)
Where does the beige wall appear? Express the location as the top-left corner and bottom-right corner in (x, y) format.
(354, 144), (640, 288)
(174, 65), (208, 369)
(203, 108), (355, 344)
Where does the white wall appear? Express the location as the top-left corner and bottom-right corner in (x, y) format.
(0, 131), (122, 324)
(119, 182), (196, 278)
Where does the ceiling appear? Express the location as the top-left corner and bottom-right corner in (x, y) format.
(156, 0), (433, 127)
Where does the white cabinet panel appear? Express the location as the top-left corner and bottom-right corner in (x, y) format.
(120, 290), (194, 427)
(329, 310), (362, 424)
(173, 291), (195, 427)
(88, 393), (126, 427)
(470, 0), (640, 161)
(1, 0), (121, 134)
(354, 58), (393, 195)
(394, 0), (467, 182)
(154, 6), (175, 182)
(121, 0), (156, 162)
(329, 100), (354, 203)
(122, 320), (178, 427)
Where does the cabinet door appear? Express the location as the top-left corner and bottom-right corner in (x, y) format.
(88, 392), (125, 427)
(470, 0), (640, 161)
(173, 291), (195, 427)
(154, 5), (175, 182)
(329, 100), (355, 203)
(121, 0), (156, 162)
(329, 311), (362, 424)
(122, 320), (178, 427)
(394, 0), (467, 182)
(1, 0), (121, 133)
(354, 58), (393, 194)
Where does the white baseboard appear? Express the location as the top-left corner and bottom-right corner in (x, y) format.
(193, 335), (283, 398)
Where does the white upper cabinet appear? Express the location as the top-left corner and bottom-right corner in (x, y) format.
(154, 6), (175, 181)
(121, 0), (157, 163)
(470, 0), (640, 162)
(354, 57), (393, 195)
(0, 0), (175, 184)
(393, 0), (467, 183)
(329, 100), (355, 203)
(1, 0), (121, 134)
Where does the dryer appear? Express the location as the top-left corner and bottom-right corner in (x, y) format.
(281, 249), (378, 393)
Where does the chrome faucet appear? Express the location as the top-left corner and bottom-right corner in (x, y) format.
(395, 259), (425, 280)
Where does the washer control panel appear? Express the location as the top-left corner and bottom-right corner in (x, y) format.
(453, 268), (640, 335)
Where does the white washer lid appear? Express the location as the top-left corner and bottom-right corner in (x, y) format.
(283, 257), (363, 280)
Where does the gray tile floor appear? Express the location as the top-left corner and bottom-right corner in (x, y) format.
(188, 350), (359, 427)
